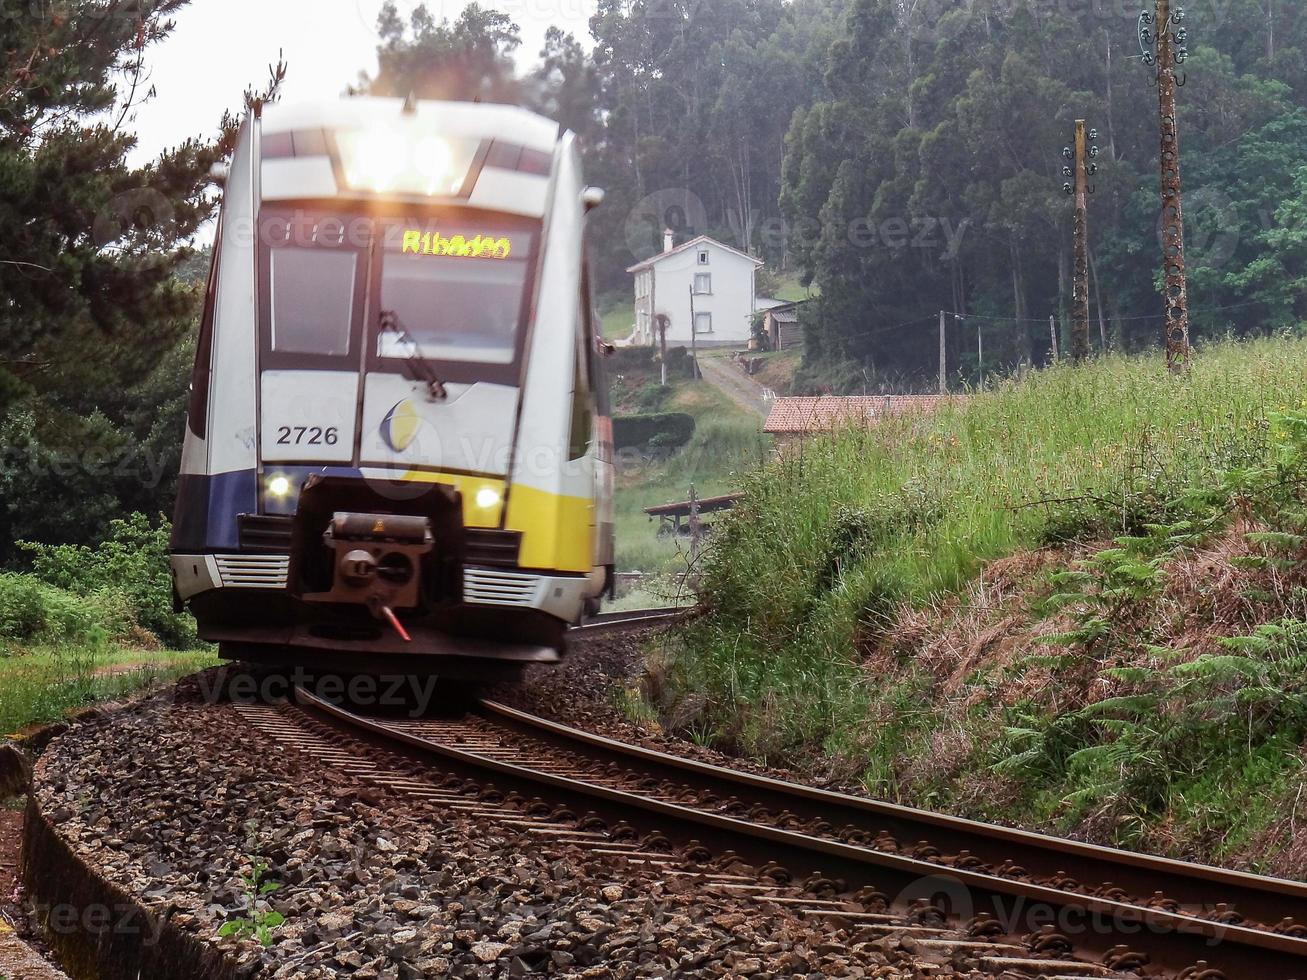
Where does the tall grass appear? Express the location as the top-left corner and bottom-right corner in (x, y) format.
(0, 645), (218, 735)
(663, 338), (1307, 763)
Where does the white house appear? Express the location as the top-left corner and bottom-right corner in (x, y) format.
(627, 232), (766, 348)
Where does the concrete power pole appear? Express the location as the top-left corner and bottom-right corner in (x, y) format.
(688, 285), (700, 381)
(655, 314), (670, 387)
(1063, 120), (1098, 363)
(1140, 0), (1192, 372)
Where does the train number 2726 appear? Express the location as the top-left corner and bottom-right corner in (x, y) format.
(276, 426), (339, 446)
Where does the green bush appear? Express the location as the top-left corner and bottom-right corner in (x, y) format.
(20, 513), (198, 649)
(613, 413), (696, 452)
(0, 574), (105, 646)
(634, 383), (671, 413)
(608, 345), (695, 381)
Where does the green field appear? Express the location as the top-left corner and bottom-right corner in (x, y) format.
(597, 290), (635, 342)
(763, 272), (813, 304)
(611, 377), (770, 597)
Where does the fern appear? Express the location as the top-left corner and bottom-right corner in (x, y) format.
(1076, 694), (1160, 719)
(1098, 666), (1153, 683)
(1144, 643), (1189, 661)
(1246, 531), (1305, 551)
(1048, 570), (1094, 588)
(1230, 555), (1270, 570)
(1035, 591), (1084, 614)
(1067, 738), (1148, 773)
(1234, 686), (1290, 708)
(1218, 634), (1275, 656)
(1169, 654), (1263, 682)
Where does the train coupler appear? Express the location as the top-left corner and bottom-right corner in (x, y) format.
(302, 513), (434, 624)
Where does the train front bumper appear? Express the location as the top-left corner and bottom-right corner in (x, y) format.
(171, 553), (591, 661)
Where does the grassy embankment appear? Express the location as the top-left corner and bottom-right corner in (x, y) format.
(646, 337), (1307, 875)
(0, 516), (217, 737)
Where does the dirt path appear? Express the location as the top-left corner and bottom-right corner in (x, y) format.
(694, 354), (771, 419)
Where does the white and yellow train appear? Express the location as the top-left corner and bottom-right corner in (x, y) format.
(170, 96), (615, 675)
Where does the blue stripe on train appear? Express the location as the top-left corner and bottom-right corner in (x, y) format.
(170, 467), (360, 552)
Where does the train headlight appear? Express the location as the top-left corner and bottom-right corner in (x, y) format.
(413, 137), (453, 193)
(343, 130), (404, 192)
(267, 476), (293, 499)
(337, 128), (474, 197)
(475, 487), (501, 510)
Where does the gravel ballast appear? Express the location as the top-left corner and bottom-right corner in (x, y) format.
(27, 670), (995, 978)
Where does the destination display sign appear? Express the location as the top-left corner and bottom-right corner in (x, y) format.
(400, 230), (513, 260)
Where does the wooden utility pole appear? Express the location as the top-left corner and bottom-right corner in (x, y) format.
(688, 484), (702, 559)
(1141, 0), (1192, 372)
(1070, 120), (1092, 362)
(938, 310), (947, 394)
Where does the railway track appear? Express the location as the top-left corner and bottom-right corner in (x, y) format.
(235, 676), (1307, 980)
(575, 606), (688, 636)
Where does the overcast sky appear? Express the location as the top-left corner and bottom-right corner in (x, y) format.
(127, 0), (597, 166)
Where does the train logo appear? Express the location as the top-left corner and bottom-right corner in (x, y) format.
(381, 399), (423, 453)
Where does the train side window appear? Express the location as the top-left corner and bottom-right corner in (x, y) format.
(269, 248), (357, 355)
(580, 258), (611, 419)
(568, 342), (592, 462)
(187, 220), (222, 439)
(569, 275), (595, 463)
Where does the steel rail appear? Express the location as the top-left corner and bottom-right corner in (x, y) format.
(294, 687), (1307, 979)
(478, 699), (1307, 930)
(571, 607), (687, 635)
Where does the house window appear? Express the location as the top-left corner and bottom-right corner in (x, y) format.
(694, 312), (713, 335)
(694, 273), (712, 295)
(698, 250), (710, 265)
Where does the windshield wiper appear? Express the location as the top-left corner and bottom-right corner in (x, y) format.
(379, 309), (448, 402)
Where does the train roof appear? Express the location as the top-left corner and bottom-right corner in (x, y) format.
(262, 97), (562, 154)
(255, 97), (568, 217)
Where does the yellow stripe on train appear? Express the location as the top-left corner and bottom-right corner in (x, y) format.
(394, 470), (594, 573)
(504, 483), (594, 573)
(395, 471), (506, 527)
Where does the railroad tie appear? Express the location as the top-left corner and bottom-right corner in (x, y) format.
(981, 957), (1112, 975)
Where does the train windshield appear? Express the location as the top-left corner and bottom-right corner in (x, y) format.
(376, 222), (536, 367)
(270, 248), (358, 355)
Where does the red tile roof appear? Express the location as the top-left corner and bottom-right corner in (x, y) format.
(763, 395), (954, 434)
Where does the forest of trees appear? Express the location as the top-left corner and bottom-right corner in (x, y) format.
(779, 0), (1307, 388)
(0, 0), (278, 561)
(3, 0), (1306, 559)
(364, 0), (1307, 388)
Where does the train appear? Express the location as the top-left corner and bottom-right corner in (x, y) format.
(170, 95), (615, 676)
